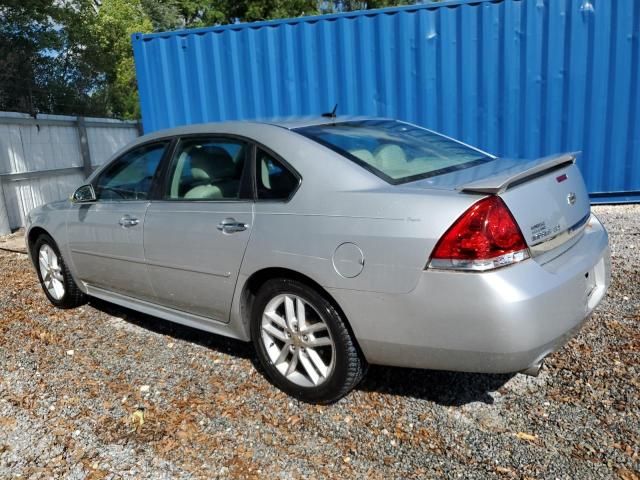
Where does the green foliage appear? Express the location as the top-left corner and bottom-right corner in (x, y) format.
(229, 0), (319, 24)
(325, 0), (416, 14)
(0, 0), (91, 114)
(87, 0), (154, 118)
(140, 0), (182, 31)
(0, 0), (430, 119)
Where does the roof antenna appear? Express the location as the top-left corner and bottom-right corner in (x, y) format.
(322, 104), (338, 118)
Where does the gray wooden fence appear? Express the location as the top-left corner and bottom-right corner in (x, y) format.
(0, 112), (140, 235)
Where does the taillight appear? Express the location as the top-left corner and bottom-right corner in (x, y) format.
(428, 196), (530, 271)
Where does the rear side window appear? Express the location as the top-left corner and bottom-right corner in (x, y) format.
(95, 142), (168, 200)
(165, 137), (248, 200)
(296, 120), (491, 184)
(256, 149), (299, 200)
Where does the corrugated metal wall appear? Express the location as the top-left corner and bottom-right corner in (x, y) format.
(132, 0), (640, 202)
(0, 113), (139, 231)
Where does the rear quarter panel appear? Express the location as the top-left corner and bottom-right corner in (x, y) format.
(240, 187), (481, 295)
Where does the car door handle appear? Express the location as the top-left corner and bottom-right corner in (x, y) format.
(118, 215), (139, 228)
(217, 217), (248, 233)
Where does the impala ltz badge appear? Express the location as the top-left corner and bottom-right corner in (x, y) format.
(531, 221), (561, 243)
(567, 192), (577, 205)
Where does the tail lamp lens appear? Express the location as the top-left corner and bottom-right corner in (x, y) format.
(428, 196), (530, 271)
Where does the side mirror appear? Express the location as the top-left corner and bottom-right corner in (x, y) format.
(72, 184), (96, 203)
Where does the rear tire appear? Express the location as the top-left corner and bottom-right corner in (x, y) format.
(251, 278), (366, 404)
(33, 234), (87, 309)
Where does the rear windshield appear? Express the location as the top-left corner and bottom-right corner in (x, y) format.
(295, 120), (491, 184)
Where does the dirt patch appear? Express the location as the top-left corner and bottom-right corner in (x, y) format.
(0, 205), (638, 478)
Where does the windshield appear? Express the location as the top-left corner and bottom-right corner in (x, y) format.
(295, 120), (492, 184)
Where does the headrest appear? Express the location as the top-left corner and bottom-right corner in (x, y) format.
(189, 146), (235, 180)
(373, 144), (406, 170)
(348, 149), (376, 166)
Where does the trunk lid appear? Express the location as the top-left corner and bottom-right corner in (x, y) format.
(409, 153), (591, 258)
(497, 157), (590, 259)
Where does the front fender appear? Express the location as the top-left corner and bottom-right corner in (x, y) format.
(26, 201), (87, 294)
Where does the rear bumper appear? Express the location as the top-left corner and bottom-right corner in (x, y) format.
(329, 214), (611, 373)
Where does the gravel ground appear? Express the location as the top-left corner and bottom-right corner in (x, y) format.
(0, 205), (638, 479)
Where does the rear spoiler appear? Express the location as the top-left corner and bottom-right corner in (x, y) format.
(457, 152), (579, 195)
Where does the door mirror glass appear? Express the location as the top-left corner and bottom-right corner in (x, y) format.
(72, 184), (96, 203)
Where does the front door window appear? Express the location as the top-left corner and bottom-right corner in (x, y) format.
(95, 142), (168, 201)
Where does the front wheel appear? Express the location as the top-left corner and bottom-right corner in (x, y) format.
(251, 278), (366, 404)
(33, 234), (87, 309)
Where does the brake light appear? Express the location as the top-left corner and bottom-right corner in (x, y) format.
(428, 196), (530, 271)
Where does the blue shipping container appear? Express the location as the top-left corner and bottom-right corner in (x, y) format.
(132, 0), (640, 202)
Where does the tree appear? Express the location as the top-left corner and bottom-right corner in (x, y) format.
(0, 0), (430, 119)
(140, 0), (182, 31)
(84, 0), (153, 118)
(0, 0), (96, 115)
(326, 0), (416, 13)
(227, 0), (319, 24)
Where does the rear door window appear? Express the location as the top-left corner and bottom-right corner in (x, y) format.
(165, 137), (249, 200)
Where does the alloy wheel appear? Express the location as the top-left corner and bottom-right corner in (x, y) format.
(260, 294), (336, 387)
(38, 244), (65, 300)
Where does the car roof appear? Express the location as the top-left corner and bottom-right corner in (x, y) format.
(138, 116), (391, 141)
(259, 115), (389, 129)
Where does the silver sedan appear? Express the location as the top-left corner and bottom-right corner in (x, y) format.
(26, 117), (611, 403)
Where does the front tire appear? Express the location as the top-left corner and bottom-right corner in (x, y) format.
(251, 278), (366, 404)
(33, 234), (87, 309)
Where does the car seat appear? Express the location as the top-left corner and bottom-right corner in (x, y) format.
(184, 147), (239, 199)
